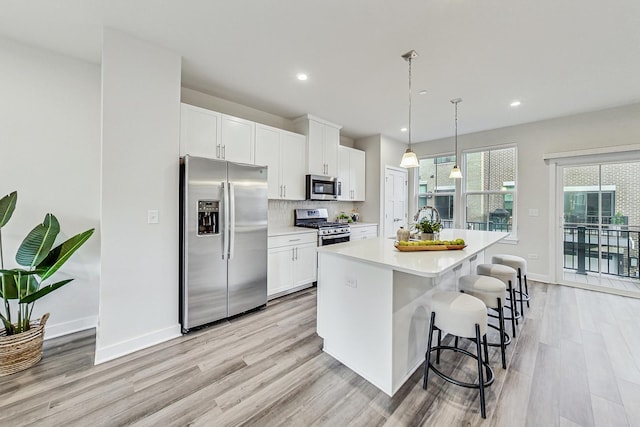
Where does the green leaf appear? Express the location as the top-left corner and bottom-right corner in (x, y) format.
(20, 279), (73, 304)
(0, 312), (11, 332)
(36, 228), (94, 281)
(0, 191), (17, 229)
(16, 214), (60, 268)
(0, 269), (34, 300)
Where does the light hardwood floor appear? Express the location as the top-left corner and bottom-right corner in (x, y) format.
(2, 282), (640, 426)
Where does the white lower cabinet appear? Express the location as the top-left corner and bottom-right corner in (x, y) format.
(350, 224), (378, 240)
(268, 232), (317, 298)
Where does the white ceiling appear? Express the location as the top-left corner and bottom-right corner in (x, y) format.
(2, 0), (640, 143)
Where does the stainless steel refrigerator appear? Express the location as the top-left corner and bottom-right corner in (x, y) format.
(180, 155), (268, 333)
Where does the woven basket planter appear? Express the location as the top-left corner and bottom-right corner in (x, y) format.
(0, 313), (49, 376)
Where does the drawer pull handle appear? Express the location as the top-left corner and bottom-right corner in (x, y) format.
(289, 238), (301, 242)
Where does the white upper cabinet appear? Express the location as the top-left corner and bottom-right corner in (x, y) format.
(179, 103), (254, 164)
(179, 103), (221, 158)
(294, 114), (342, 177)
(220, 114), (254, 164)
(337, 146), (366, 201)
(279, 131), (306, 200)
(255, 123), (306, 200)
(255, 125), (281, 199)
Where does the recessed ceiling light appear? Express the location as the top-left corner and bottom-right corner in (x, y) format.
(400, 127), (408, 132)
(296, 73), (308, 81)
(510, 100), (521, 107)
(419, 90), (427, 95)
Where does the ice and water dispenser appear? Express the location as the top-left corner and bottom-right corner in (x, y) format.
(197, 200), (219, 235)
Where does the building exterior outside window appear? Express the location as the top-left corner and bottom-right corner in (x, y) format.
(463, 146), (517, 234)
(418, 155), (456, 228)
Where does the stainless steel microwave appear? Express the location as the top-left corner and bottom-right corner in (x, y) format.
(305, 175), (339, 200)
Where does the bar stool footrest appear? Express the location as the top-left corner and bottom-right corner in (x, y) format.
(427, 345), (495, 389)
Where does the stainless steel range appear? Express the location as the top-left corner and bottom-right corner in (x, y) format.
(294, 208), (351, 246)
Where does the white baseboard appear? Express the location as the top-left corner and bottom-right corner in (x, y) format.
(527, 272), (552, 284)
(94, 324), (182, 365)
(44, 316), (97, 340)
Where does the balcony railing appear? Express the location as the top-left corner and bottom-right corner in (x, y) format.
(564, 224), (639, 278)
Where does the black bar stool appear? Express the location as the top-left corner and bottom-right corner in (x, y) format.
(423, 291), (495, 419)
(459, 274), (511, 369)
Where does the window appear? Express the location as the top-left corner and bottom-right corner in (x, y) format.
(563, 186), (616, 224)
(418, 155), (456, 229)
(463, 146), (517, 234)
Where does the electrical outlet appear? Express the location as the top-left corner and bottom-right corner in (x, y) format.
(528, 253), (539, 260)
(147, 210), (159, 224)
(345, 279), (357, 288)
(528, 208), (539, 217)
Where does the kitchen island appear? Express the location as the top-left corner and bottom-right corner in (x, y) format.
(316, 229), (508, 396)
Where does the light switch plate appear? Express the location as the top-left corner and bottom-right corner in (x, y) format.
(147, 210), (159, 224)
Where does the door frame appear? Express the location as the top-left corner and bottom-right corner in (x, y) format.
(384, 166), (409, 238)
(548, 148), (640, 298)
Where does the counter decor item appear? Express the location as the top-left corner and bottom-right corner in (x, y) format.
(336, 212), (352, 223)
(396, 226), (410, 242)
(0, 191), (94, 376)
(416, 219), (442, 241)
(394, 238), (467, 252)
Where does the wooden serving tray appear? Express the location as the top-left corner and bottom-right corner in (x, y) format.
(394, 244), (467, 252)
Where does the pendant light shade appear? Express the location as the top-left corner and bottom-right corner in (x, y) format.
(449, 165), (462, 179)
(400, 50), (420, 168)
(400, 149), (419, 168)
(449, 98), (463, 179)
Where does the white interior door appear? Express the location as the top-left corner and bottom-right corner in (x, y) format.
(384, 167), (408, 238)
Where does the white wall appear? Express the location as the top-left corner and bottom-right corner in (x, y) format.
(412, 102), (640, 282)
(355, 134), (409, 228)
(181, 87), (296, 132)
(0, 36), (101, 338)
(96, 29), (182, 363)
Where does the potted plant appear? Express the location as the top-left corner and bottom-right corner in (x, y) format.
(0, 191), (94, 376)
(416, 219), (442, 241)
(611, 212), (625, 230)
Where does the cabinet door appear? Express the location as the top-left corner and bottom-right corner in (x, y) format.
(352, 225), (377, 240)
(221, 115), (255, 164)
(307, 120), (325, 175)
(280, 132), (306, 200)
(255, 125), (281, 199)
(267, 246), (294, 297)
(337, 146), (350, 201)
(350, 148), (366, 201)
(323, 125), (340, 177)
(180, 104), (221, 158)
(292, 243), (317, 286)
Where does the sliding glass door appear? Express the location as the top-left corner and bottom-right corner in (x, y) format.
(561, 161), (640, 296)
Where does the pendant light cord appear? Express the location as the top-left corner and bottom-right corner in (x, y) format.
(408, 55), (412, 149)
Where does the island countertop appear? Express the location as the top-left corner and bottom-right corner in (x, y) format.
(317, 229), (508, 277)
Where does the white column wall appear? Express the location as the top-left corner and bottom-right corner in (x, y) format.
(97, 29), (181, 363)
(0, 36), (101, 338)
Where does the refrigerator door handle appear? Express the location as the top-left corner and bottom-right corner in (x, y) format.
(222, 182), (229, 260)
(228, 182), (235, 260)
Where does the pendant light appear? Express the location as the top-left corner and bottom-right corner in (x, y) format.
(400, 50), (419, 168)
(449, 98), (463, 179)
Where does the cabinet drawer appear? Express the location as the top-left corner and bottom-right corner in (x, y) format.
(268, 232), (317, 249)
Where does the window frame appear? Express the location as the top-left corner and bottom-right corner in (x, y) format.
(462, 143), (518, 240)
(416, 153), (457, 229)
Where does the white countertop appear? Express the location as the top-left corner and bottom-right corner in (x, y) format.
(268, 226), (317, 237)
(316, 229), (508, 277)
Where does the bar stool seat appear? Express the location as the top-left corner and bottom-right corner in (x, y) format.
(423, 291), (495, 419)
(476, 263), (519, 338)
(459, 274), (511, 369)
(492, 254), (530, 315)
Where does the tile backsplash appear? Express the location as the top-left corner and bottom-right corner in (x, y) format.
(268, 200), (360, 228)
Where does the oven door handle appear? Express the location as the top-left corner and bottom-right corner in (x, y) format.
(320, 233), (351, 241)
